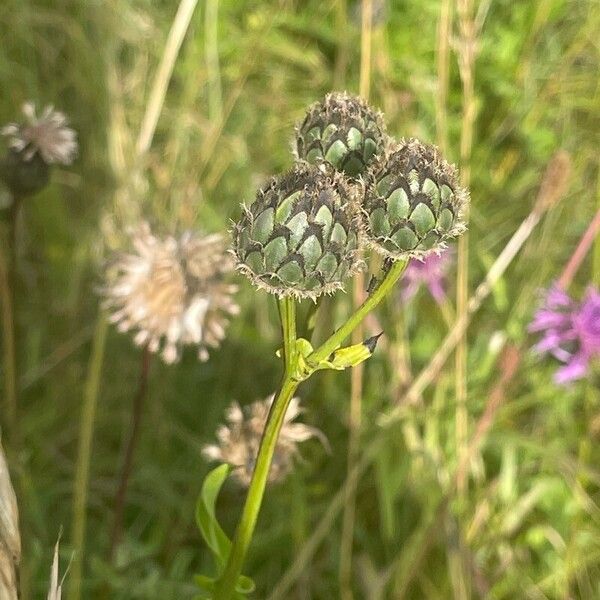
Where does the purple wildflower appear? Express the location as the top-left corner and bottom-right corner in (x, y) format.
(401, 249), (454, 303)
(529, 285), (600, 384)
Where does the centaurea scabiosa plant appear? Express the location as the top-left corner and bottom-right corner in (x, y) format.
(195, 92), (469, 600)
(101, 221), (238, 556)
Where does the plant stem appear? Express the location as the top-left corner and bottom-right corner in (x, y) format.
(278, 297), (297, 369)
(109, 345), (151, 559)
(215, 262), (407, 599)
(0, 194), (22, 439)
(557, 207), (600, 291)
(214, 298), (299, 599)
(67, 314), (108, 600)
(0, 240), (17, 436)
(308, 260), (407, 367)
(340, 2), (373, 596)
(205, 0), (222, 122)
(213, 375), (299, 599)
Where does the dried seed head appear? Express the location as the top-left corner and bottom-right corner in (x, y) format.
(295, 91), (386, 178)
(233, 163), (363, 301)
(202, 396), (325, 486)
(1, 102), (77, 165)
(102, 223), (239, 363)
(361, 139), (469, 260)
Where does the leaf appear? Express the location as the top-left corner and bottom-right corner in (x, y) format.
(194, 574), (216, 598)
(195, 466), (256, 596)
(195, 465), (232, 568)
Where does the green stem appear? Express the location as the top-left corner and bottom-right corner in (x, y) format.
(67, 314), (108, 600)
(214, 261), (407, 599)
(213, 297), (298, 599)
(213, 377), (298, 599)
(278, 296), (297, 369)
(308, 259), (407, 367)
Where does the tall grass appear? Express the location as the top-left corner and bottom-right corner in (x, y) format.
(0, 0), (599, 598)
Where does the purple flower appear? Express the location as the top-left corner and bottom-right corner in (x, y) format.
(401, 249), (454, 303)
(529, 285), (600, 384)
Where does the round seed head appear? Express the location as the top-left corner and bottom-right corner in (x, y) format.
(102, 223), (239, 363)
(1, 102), (77, 166)
(361, 139), (469, 260)
(295, 91), (386, 178)
(202, 395), (326, 486)
(233, 163), (363, 301)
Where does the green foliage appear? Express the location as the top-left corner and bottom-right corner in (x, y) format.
(194, 465), (254, 599)
(0, 0), (598, 598)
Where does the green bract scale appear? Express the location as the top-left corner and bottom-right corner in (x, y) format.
(295, 91), (386, 178)
(361, 139), (469, 260)
(233, 164), (363, 300)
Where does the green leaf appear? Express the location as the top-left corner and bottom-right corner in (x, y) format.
(195, 464), (232, 568)
(194, 574), (216, 594)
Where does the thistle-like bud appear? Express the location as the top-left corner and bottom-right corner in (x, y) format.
(233, 163), (363, 301)
(361, 139), (469, 259)
(295, 91), (386, 178)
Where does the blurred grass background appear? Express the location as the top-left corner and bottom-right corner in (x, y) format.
(0, 0), (599, 598)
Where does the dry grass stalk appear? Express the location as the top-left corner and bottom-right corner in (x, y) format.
(0, 442), (20, 600)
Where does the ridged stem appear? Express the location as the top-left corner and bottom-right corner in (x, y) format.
(215, 262), (407, 599)
(67, 314), (108, 600)
(308, 260), (408, 367)
(109, 344), (151, 559)
(340, 2), (373, 597)
(213, 298), (299, 600)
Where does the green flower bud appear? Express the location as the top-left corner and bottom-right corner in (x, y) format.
(233, 164), (363, 301)
(361, 139), (469, 260)
(0, 150), (50, 198)
(295, 91), (386, 178)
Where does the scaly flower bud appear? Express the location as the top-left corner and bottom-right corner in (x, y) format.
(233, 163), (363, 301)
(295, 92), (386, 178)
(361, 139), (469, 259)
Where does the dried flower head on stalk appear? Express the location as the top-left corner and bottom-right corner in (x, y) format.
(529, 285), (600, 384)
(0, 102), (78, 197)
(1, 102), (77, 165)
(203, 396), (326, 486)
(102, 222), (239, 363)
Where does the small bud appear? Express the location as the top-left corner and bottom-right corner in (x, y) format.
(295, 92), (387, 178)
(0, 151), (49, 198)
(233, 163), (363, 301)
(361, 138), (469, 260)
(364, 331), (384, 353)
